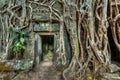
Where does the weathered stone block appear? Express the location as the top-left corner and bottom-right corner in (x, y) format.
(33, 23), (60, 32)
(0, 60), (33, 71)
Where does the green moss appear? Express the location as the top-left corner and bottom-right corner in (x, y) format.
(0, 62), (13, 71)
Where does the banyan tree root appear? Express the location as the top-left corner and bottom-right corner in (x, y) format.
(0, 0), (120, 80)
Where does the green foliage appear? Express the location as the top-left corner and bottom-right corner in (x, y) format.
(10, 29), (29, 53)
(43, 44), (54, 59)
(44, 50), (53, 59)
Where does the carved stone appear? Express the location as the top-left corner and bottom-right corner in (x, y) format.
(33, 23), (60, 32)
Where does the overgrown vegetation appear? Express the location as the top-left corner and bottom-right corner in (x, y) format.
(11, 29), (28, 52)
(0, 0), (120, 80)
(9, 29), (29, 59)
(43, 44), (54, 59)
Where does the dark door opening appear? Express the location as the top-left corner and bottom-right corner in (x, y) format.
(107, 27), (120, 65)
(41, 35), (54, 61)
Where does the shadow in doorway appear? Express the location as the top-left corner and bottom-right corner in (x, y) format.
(107, 27), (120, 66)
(41, 35), (54, 61)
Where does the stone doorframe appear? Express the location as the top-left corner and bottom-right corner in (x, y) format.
(34, 31), (59, 65)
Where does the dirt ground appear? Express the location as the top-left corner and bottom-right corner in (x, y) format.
(0, 59), (62, 80)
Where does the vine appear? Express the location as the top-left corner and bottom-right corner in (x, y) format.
(0, 0), (120, 80)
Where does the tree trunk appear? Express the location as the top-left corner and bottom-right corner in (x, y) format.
(0, 0), (120, 80)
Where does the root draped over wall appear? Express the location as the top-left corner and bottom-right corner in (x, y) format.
(0, 0), (120, 80)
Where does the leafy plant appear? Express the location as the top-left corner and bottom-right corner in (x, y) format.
(10, 29), (29, 55)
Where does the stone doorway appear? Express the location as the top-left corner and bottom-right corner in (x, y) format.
(41, 35), (54, 61)
(33, 22), (60, 65)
